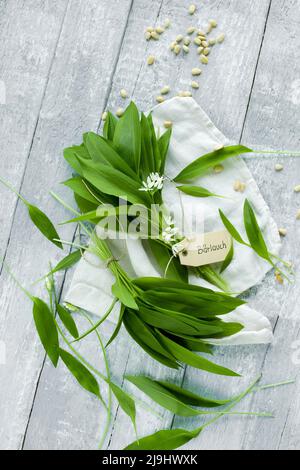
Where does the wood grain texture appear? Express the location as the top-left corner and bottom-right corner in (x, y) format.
(0, 0), (299, 451)
(0, 0), (132, 450)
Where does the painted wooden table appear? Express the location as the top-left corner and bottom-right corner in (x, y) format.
(0, 0), (300, 450)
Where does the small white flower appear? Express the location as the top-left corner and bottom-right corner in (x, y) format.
(139, 172), (164, 192)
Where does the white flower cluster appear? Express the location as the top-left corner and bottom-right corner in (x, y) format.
(162, 216), (179, 243)
(139, 172), (164, 192)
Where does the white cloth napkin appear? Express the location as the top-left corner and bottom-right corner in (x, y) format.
(65, 97), (280, 345)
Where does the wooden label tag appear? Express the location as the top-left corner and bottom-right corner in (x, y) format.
(178, 230), (231, 267)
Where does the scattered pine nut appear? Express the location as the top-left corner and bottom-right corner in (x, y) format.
(217, 33), (225, 43)
(174, 44), (181, 55)
(156, 26), (165, 34)
(183, 45), (190, 53)
(197, 30), (206, 37)
(188, 4), (196, 15)
(161, 86), (170, 95)
(275, 271), (284, 285)
(145, 31), (151, 40)
(182, 91), (192, 97)
(194, 37), (202, 46)
(197, 46), (204, 54)
(209, 38), (216, 46)
(192, 67), (202, 76)
(203, 47), (211, 56)
(164, 120), (173, 129)
(201, 40), (208, 47)
(294, 185), (300, 193)
(184, 37), (191, 46)
(170, 41), (177, 51)
(215, 144), (225, 151)
(146, 26), (154, 33)
(206, 23), (213, 34)
(156, 96), (165, 103)
(120, 89), (128, 99)
(278, 228), (287, 237)
(151, 31), (159, 40)
(164, 18), (171, 28)
(296, 209), (300, 220)
(176, 34), (184, 43)
(147, 55), (155, 65)
(209, 19), (218, 28)
(191, 81), (199, 89)
(187, 26), (196, 34)
(213, 164), (224, 174)
(116, 108), (124, 117)
(200, 55), (209, 64)
(234, 180), (246, 192)
(102, 111), (108, 121)
(275, 163), (284, 171)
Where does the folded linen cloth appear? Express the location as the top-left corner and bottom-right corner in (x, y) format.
(65, 97), (280, 345)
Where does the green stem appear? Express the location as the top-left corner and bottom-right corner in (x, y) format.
(0, 175), (27, 205)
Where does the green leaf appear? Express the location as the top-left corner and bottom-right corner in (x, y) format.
(110, 382), (136, 431)
(146, 239), (188, 283)
(155, 380), (233, 407)
(76, 156), (150, 206)
(157, 332), (240, 376)
(32, 297), (59, 367)
(126, 375), (226, 417)
(63, 146), (85, 175)
(219, 209), (248, 246)
(177, 185), (223, 198)
(63, 177), (101, 204)
(106, 305), (125, 348)
(158, 128), (172, 174)
(84, 131), (138, 180)
(59, 348), (101, 398)
(220, 239), (234, 273)
(125, 428), (200, 450)
(111, 278), (138, 310)
(140, 113), (155, 176)
(56, 304), (79, 339)
(27, 204), (62, 249)
(44, 250), (82, 278)
(123, 309), (179, 369)
(174, 145), (253, 182)
(147, 113), (161, 173)
(113, 102), (141, 172)
(103, 111), (117, 140)
(243, 199), (271, 262)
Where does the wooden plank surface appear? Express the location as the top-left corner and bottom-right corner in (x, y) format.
(0, 0), (299, 450)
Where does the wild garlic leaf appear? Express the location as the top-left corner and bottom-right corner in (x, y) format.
(219, 209), (248, 246)
(103, 111), (117, 141)
(63, 177), (101, 204)
(174, 145), (253, 183)
(157, 332), (240, 376)
(147, 113), (161, 173)
(27, 204), (62, 249)
(243, 199), (271, 262)
(106, 305), (125, 348)
(140, 113), (155, 176)
(41, 250), (82, 280)
(56, 304), (79, 339)
(110, 383), (136, 432)
(111, 278), (138, 310)
(124, 428), (200, 451)
(76, 156), (150, 206)
(123, 309), (180, 369)
(113, 102), (141, 173)
(155, 380), (233, 407)
(220, 239), (234, 273)
(59, 348), (101, 398)
(158, 128), (172, 174)
(32, 297), (59, 367)
(126, 375), (201, 417)
(177, 185), (223, 198)
(84, 132), (138, 180)
(63, 146), (85, 175)
(146, 239), (188, 283)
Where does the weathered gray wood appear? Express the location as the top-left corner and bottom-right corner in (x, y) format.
(104, 0), (274, 450)
(0, 0), (133, 450)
